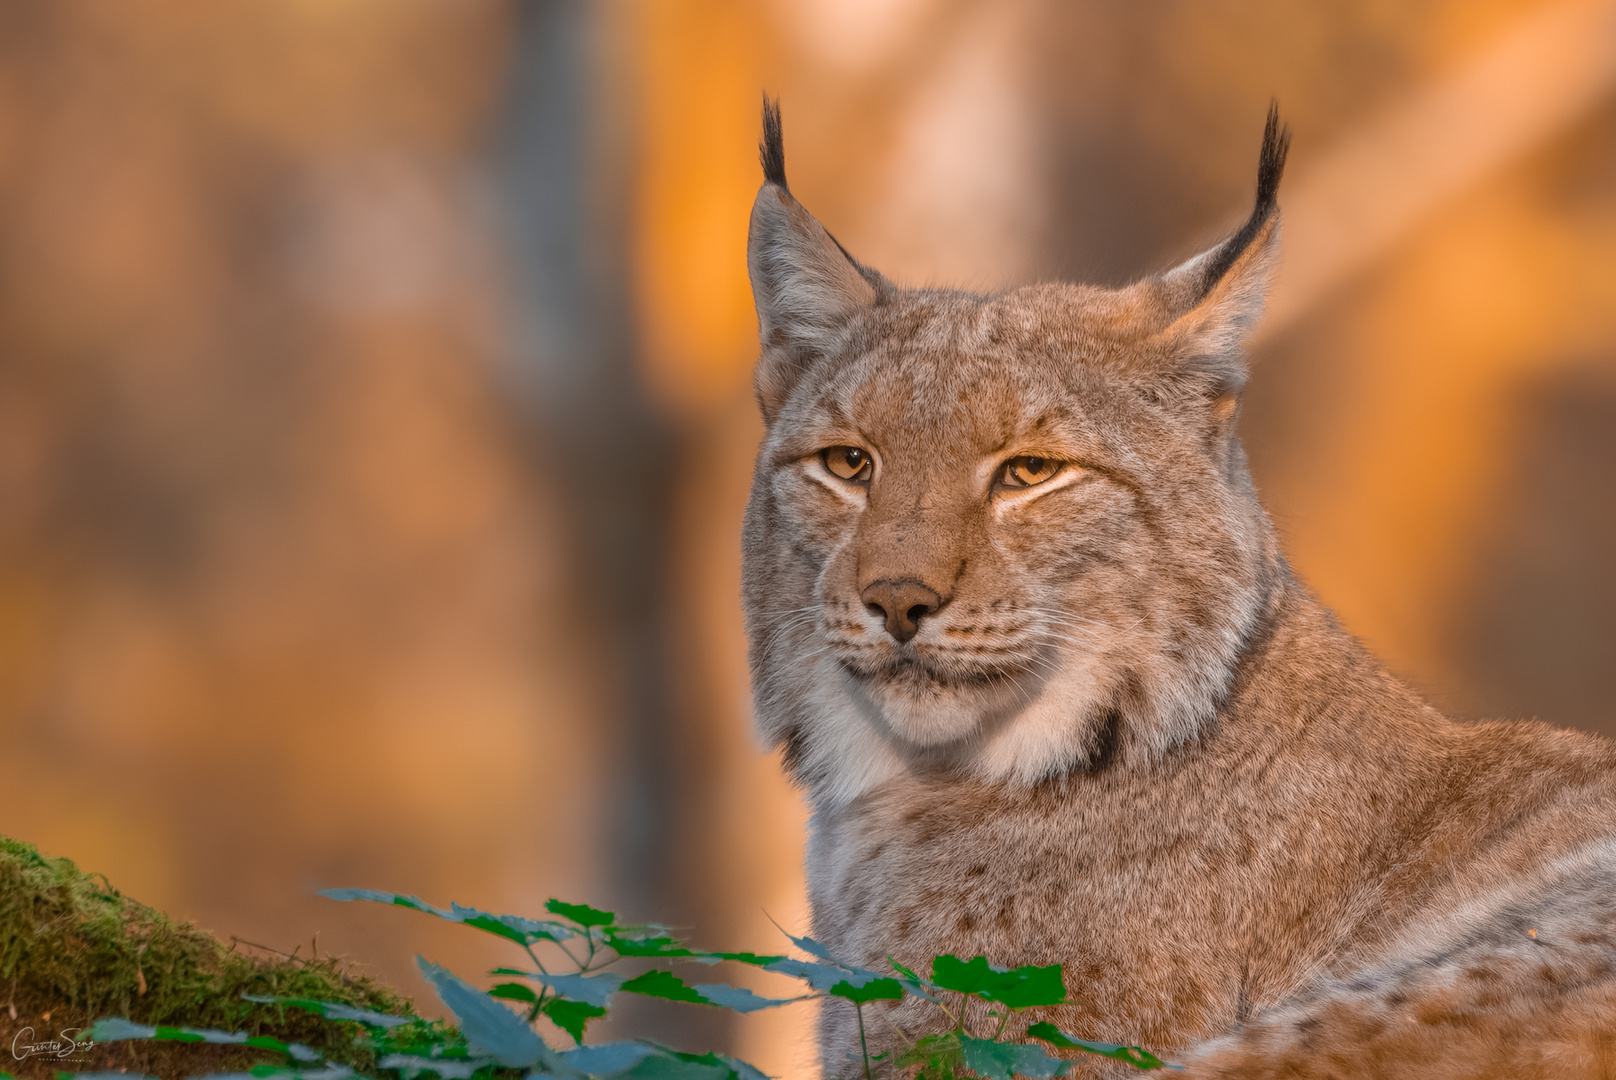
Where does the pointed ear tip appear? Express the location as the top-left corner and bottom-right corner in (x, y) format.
(747, 179), (798, 235)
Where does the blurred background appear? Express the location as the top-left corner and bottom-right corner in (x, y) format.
(2, 0), (1614, 1074)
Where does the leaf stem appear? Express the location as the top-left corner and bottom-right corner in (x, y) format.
(552, 937), (585, 969)
(527, 984), (549, 1024)
(856, 1001), (873, 1080)
(877, 1009), (916, 1050)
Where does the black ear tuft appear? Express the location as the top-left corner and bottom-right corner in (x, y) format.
(1254, 100), (1290, 218)
(1196, 101), (1290, 299)
(760, 96), (788, 191)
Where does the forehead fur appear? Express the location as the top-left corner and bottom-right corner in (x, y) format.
(774, 282), (1176, 449)
(858, 282), (1155, 358)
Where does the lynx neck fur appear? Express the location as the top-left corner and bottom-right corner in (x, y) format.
(740, 101), (1616, 1078)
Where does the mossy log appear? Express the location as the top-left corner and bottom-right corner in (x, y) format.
(0, 835), (413, 1079)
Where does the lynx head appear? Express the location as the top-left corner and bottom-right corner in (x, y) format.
(741, 100), (1291, 805)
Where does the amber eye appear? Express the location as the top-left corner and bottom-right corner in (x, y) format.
(822, 446), (873, 483)
(1001, 455), (1060, 488)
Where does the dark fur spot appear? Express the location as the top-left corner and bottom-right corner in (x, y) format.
(779, 723), (807, 775)
(1085, 708), (1125, 772)
(996, 895), (1017, 929)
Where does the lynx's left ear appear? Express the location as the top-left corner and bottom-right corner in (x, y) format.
(747, 98), (885, 421)
(1145, 104), (1290, 408)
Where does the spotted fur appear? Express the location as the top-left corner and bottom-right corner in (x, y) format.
(740, 103), (1616, 1077)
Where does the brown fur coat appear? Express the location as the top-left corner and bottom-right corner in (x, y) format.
(740, 102), (1616, 1077)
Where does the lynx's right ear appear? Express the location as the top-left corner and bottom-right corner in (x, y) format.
(1132, 104), (1290, 410)
(748, 98), (881, 421)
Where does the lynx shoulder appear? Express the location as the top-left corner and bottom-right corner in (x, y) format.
(739, 100), (1616, 1077)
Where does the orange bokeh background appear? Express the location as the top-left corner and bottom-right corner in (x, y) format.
(2, 2), (1614, 1075)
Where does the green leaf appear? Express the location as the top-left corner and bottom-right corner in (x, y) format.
(763, 957), (893, 994)
(545, 899), (617, 927)
(931, 954), (995, 994)
(612, 971), (795, 1014)
(1026, 1023), (1176, 1071)
(604, 932), (696, 960)
(632, 1050), (751, 1080)
(887, 957), (942, 1002)
(416, 958), (551, 1069)
(686, 983), (798, 1013)
(602, 924), (782, 965)
(534, 971), (627, 1007)
(89, 1020), (319, 1062)
(488, 982), (537, 1004)
(543, 998), (607, 1045)
(378, 1053), (495, 1079)
(827, 977), (903, 1005)
(619, 969), (708, 1005)
(930, 955), (1066, 1008)
(760, 957), (840, 990)
(959, 1036), (1070, 1080)
(712, 1053), (770, 1080)
(752, 931), (914, 1004)
(562, 1044), (746, 1080)
(896, 1032), (962, 1076)
(682, 949), (790, 968)
(560, 1041), (659, 1076)
(168, 1070), (354, 1080)
(320, 889), (574, 945)
(779, 930), (837, 961)
(888, 957), (925, 982)
(449, 904), (574, 946)
(618, 1057), (728, 1080)
(92, 1019), (188, 1043)
(241, 994), (414, 1029)
(706, 951), (787, 967)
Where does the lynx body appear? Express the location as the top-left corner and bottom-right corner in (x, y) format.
(740, 103), (1616, 1078)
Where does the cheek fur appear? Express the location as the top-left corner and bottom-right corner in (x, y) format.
(774, 472), (862, 569)
(996, 483), (1142, 582)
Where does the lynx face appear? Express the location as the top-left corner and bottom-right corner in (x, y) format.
(742, 104), (1288, 802)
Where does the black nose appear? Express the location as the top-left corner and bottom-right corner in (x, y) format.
(861, 579), (944, 643)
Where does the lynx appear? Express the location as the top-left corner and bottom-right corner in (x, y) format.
(739, 100), (1616, 1078)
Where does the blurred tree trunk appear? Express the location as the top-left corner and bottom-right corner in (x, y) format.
(490, 0), (736, 1055)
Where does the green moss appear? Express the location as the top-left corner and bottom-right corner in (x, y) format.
(0, 835), (434, 1079)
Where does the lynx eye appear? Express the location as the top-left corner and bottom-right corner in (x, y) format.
(1001, 455), (1060, 488)
(822, 446), (873, 483)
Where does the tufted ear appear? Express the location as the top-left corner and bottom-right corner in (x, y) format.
(1144, 104), (1290, 407)
(747, 99), (883, 421)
